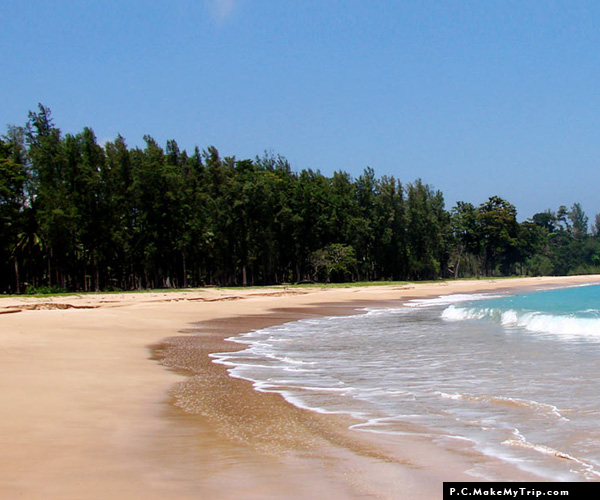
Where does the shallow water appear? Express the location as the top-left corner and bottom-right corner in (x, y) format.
(212, 283), (600, 481)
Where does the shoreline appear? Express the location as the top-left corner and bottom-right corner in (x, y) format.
(1, 276), (599, 499)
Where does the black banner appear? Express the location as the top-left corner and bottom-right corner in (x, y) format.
(444, 483), (593, 499)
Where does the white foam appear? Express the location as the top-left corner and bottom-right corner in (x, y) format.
(500, 309), (519, 326)
(443, 305), (600, 340)
(404, 293), (501, 308)
(518, 313), (600, 339)
(361, 306), (414, 317)
(502, 429), (600, 479)
(264, 353), (316, 365)
(436, 391), (568, 421)
(441, 305), (495, 321)
(208, 292), (600, 482)
(348, 417), (440, 438)
(436, 391), (464, 401)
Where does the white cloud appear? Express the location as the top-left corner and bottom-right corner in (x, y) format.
(209, 0), (236, 22)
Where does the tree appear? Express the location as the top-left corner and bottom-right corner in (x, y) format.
(373, 175), (407, 280)
(531, 210), (556, 233)
(291, 169), (334, 281)
(450, 201), (480, 278)
(568, 203), (588, 238)
(477, 196), (519, 275)
(556, 205), (570, 232)
(310, 243), (357, 282)
(352, 168), (378, 280)
(64, 127), (106, 290)
(0, 133), (28, 292)
(405, 180), (448, 279)
(592, 213), (600, 238)
(543, 203), (593, 275)
(26, 104), (76, 289)
(518, 221), (549, 275)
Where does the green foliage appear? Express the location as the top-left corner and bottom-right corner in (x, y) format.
(524, 254), (554, 276)
(477, 196), (520, 275)
(1, 105), (598, 293)
(568, 203), (588, 238)
(23, 284), (67, 295)
(406, 180), (447, 279)
(449, 201), (480, 278)
(310, 243), (357, 282)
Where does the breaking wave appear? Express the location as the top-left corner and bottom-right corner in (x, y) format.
(442, 305), (600, 339)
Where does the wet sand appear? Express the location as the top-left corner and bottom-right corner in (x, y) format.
(1, 276), (599, 499)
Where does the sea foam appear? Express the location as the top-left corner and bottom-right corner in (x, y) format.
(210, 284), (600, 482)
(442, 305), (600, 340)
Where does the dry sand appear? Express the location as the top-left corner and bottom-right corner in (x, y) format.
(1, 276), (599, 499)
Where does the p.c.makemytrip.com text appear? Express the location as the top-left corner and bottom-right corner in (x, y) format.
(441, 483), (598, 499)
(447, 486), (569, 498)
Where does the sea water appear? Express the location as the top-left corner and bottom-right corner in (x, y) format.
(211, 283), (600, 481)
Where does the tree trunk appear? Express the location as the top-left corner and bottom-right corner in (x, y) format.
(182, 251), (187, 288)
(454, 252), (462, 279)
(14, 257), (20, 294)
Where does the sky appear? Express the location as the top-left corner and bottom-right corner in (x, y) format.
(2, 0), (600, 220)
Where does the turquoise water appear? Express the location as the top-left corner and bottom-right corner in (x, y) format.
(443, 284), (600, 339)
(486, 284), (600, 316)
(212, 284), (600, 481)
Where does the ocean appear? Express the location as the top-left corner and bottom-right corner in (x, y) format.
(211, 283), (600, 481)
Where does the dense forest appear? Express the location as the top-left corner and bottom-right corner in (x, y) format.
(1, 105), (600, 293)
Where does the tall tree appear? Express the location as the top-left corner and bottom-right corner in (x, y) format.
(450, 201), (480, 278)
(568, 203), (588, 238)
(405, 180), (448, 279)
(477, 196), (519, 275)
(0, 132), (28, 292)
(26, 104), (76, 289)
(373, 175), (407, 280)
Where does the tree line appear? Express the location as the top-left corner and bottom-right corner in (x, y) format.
(1, 104), (600, 293)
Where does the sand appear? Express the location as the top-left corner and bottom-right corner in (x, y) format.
(1, 275), (599, 499)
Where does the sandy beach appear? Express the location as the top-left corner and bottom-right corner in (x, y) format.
(1, 275), (599, 499)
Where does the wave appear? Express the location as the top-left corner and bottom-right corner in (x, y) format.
(502, 428), (600, 480)
(442, 305), (600, 339)
(404, 293), (503, 308)
(435, 391), (568, 421)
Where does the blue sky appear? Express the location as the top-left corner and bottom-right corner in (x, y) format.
(2, 0), (600, 220)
